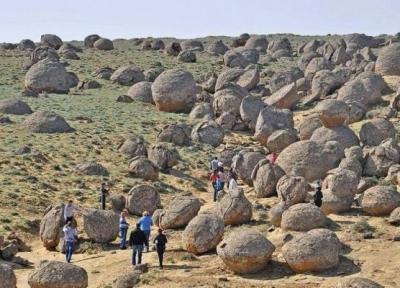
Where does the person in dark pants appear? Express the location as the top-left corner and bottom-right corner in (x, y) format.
(100, 182), (109, 210)
(119, 210), (129, 249)
(129, 223), (146, 266)
(153, 228), (168, 269)
(209, 170), (219, 202)
(63, 221), (77, 263)
(314, 185), (323, 207)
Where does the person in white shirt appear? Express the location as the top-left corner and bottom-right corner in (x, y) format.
(63, 221), (77, 263)
(228, 170), (238, 192)
(64, 200), (76, 223)
(210, 157), (219, 172)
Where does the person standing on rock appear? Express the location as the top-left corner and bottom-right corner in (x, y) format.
(210, 170), (219, 202)
(138, 211), (153, 252)
(119, 210), (130, 250)
(153, 228), (168, 269)
(64, 200), (80, 226)
(314, 185), (323, 207)
(100, 182), (109, 210)
(63, 221), (77, 263)
(129, 223), (146, 266)
(210, 157), (219, 172)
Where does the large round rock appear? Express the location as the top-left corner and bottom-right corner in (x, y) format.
(276, 140), (344, 182)
(23, 111), (74, 133)
(128, 156), (159, 181)
(310, 126), (359, 149)
(361, 186), (400, 216)
(39, 204), (65, 250)
(160, 195), (201, 229)
(217, 230), (275, 274)
(127, 81), (153, 103)
(0, 99), (32, 115)
(118, 135), (147, 158)
(148, 143), (180, 171)
(41, 34), (63, 49)
(282, 229), (340, 273)
(157, 123), (191, 146)
(375, 43), (400, 76)
(110, 65), (144, 86)
(152, 69), (196, 113)
(251, 159), (285, 197)
(314, 99), (349, 128)
(25, 59), (78, 93)
(359, 118), (396, 147)
(84, 34), (101, 48)
(93, 38), (114, 50)
(0, 264), (16, 288)
(281, 203), (326, 231)
(277, 175), (309, 206)
(28, 260), (88, 288)
(322, 168), (359, 198)
(231, 149), (265, 186)
(182, 213), (224, 255)
(191, 120), (224, 147)
(217, 189), (252, 225)
(127, 184), (161, 216)
(83, 209), (119, 243)
(76, 162), (109, 176)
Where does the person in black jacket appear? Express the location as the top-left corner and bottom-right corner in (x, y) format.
(129, 223), (146, 266)
(314, 185), (323, 207)
(153, 228), (168, 269)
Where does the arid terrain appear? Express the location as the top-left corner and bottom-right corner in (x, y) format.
(0, 33), (400, 288)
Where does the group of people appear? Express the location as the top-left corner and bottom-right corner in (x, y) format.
(61, 195), (168, 269)
(209, 157), (239, 201)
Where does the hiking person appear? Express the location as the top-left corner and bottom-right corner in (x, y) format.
(217, 166), (226, 192)
(63, 221), (77, 263)
(210, 157), (219, 172)
(267, 152), (278, 165)
(129, 223), (146, 266)
(153, 228), (168, 269)
(100, 182), (109, 210)
(119, 210), (129, 250)
(210, 169), (219, 202)
(228, 171), (238, 192)
(138, 211), (153, 252)
(64, 200), (80, 226)
(314, 185), (323, 207)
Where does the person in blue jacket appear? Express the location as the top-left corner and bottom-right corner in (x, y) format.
(119, 210), (129, 249)
(138, 211), (153, 252)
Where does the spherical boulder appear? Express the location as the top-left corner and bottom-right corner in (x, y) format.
(223, 50), (249, 68)
(375, 43), (400, 76)
(254, 106), (294, 146)
(297, 114), (323, 140)
(363, 139), (400, 177)
(207, 40), (229, 55)
(182, 213), (224, 255)
(152, 69), (196, 113)
(265, 82), (300, 110)
(276, 140), (345, 182)
(277, 175), (309, 206)
(189, 103), (214, 120)
(359, 118), (396, 146)
(231, 149), (265, 186)
(19, 39), (35, 51)
(0, 99), (32, 115)
(0, 264), (16, 288)
(159, 195), (201, 229)
(177, 50), (196, 63)
(361, 186), (400, 216)
(40, 34), (63, 49)
(191, 120), (224, 147)
(39, 204), (65, 250)
(269, 201), (288, 227)
(25, 59), (78, 93)
(164, 42), (182, 56)
(251, 159), (285, 197)
(127, 81), (153, 103)
(118, 135), (147, 158)
(84, 34), (101, 48)
(83, 209), (119, 243)
(93, 38), (114, 50)
(148, 143), (180, 171)
(128, 156), (159, 181)
(23, 111), (74, 133)
(266, 129), (298, 153)
(157, 123), (191, 146)
(217, 188), (252, 225)
(76, 162), (109, 176)
(217, 230), (275, 274)
(281, 203), (326, 231)
(239, 94), (264, 130)
(322, 168), (359, 198)
(127, 184), (161, 216)
(314, 99), (349, 128)
(28, 260), (88, 288)
(110, 65), (144, 86)
(310, 126), (359, 149)
(389, 207), (400, 225)
(282, 229), (340, 273)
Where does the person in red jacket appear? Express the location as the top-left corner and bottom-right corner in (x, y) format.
(210, 170), (219, 202)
